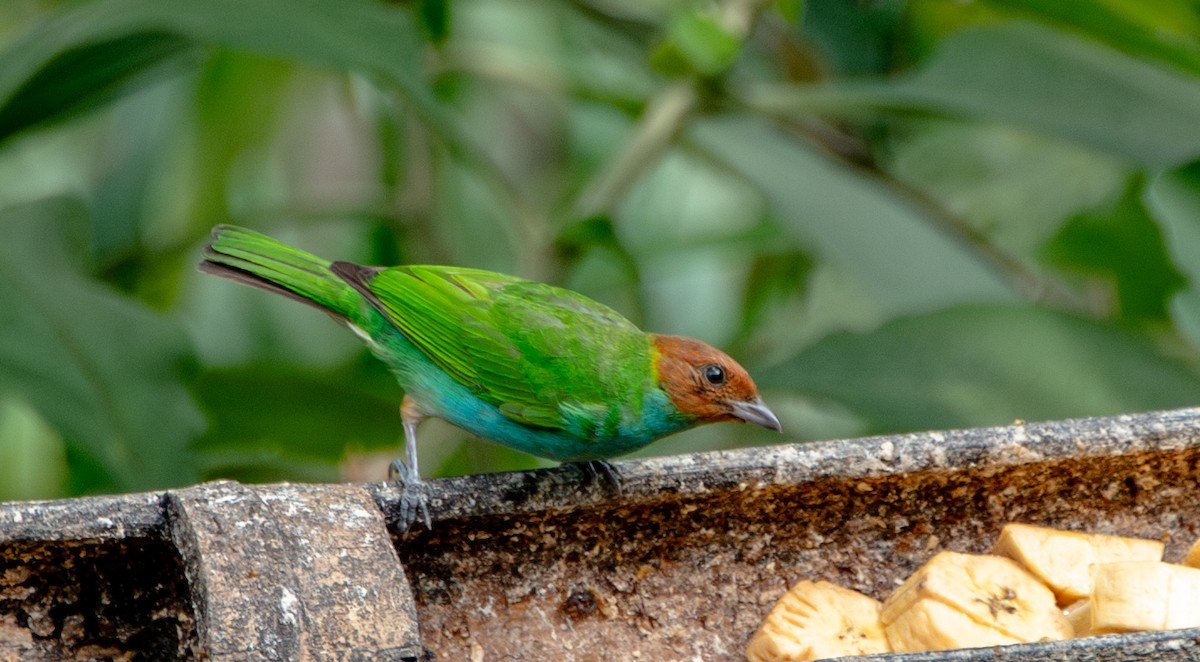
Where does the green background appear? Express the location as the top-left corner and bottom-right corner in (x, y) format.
(3, 0), (1200, 500)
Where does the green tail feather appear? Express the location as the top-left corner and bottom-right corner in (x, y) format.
(199, 224), (358, 321)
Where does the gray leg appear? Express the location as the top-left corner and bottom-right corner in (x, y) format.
(388, 395), (431, 531)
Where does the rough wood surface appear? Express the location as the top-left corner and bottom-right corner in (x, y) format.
(0, 491), (189, 660)
(0, 482), (420, 660)
(0, 537), (193, 660)
(169, 481), (420, 660)
(371, 408), (1200, 661)
(4, 409), (1200, 660)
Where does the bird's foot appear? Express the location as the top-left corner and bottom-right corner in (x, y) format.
(576, 459), (624, 498)
(388, 459), (432, 532)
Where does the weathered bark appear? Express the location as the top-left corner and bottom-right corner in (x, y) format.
(1, 483), (419, 660)
(168, 481), (418, 660)
(4, 409), (1200, 660)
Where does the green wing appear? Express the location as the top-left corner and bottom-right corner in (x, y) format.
(366, 265), (653, 431)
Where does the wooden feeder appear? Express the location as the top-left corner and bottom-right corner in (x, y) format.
(4, 408), (1200, 660)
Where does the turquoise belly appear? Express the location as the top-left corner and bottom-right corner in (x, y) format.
(366, 321), (690, 462)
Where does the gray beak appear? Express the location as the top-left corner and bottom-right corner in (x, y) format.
(727, 397), (782, 432)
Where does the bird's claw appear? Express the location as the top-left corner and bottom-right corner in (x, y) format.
(389, 459), (432, 532)
(401, 488), (432, 532)
(578, 459), (624, 497)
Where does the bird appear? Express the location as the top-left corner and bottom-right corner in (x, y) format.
(199, 224), (781, 529)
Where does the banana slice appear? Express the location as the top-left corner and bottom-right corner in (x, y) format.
(1090, 561), (1200, 633)
(881, 551), (1072, 652)
(1063, 599), (1093, 637)
(884, 597), (1026, 650)
(745, 580), (890, 662)
(991, 523), (1163, 604)
(1182, 537), (1200, 568)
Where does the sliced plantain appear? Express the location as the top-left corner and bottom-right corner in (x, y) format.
(884, 597), (1027, 650)
(1089, 561), (1200, 633)
(881, 551), (1072, 652)
(1182, 536), (1200, 569)
(1063, 599), (1094, 637)
(745, 580), (890, 662)
(991, 523), (1163, 604)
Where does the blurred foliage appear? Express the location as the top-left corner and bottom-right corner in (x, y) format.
(2, 0), (1200, 499)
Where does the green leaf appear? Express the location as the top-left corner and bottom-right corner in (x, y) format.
(984, 0), (1200, 76)
(749, 22), (1200, 166)
(691, 115), (1017, 328)
(556, 216), (647, 326)
(732, 247), (814, 353)
(1043, 177), (1184, 323)
(193, 362), (405, 466)
(761, 305), (1200, 435)
(902, 22), (1200, 166)
(798, 0), (905, 76)
(775, 0), (804, 25)
(0, 394), (67, 501)
(652, 9), (742, 78)
(670, 10), (741, 76)
(1146, 163), (1200, 276)
(0, 31), (193, 143)
(0, 197), (203, 492)
(884, 121), (1128, 259)
(556, 215), (642, 289)
(1143, 161), (1200, 352)
(418, 0), (452, 44)
(0, 0), (434, 142)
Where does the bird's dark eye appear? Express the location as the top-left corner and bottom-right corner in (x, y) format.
(702, 364), (726, 386)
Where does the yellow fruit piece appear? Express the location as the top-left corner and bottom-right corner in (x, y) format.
(1090, 561), (1200, 633)
(1063, 600), (1093, 637)
(1182, 537), (1200, 568)
(745, 580), (890, 662)
(884, 598), (1023, 650)
(991, 523), (1163, 603)
(881, 551), (1072, 652)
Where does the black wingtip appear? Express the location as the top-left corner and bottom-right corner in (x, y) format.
(330, 261), (377, 287)
(331, 261), (392, 319)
